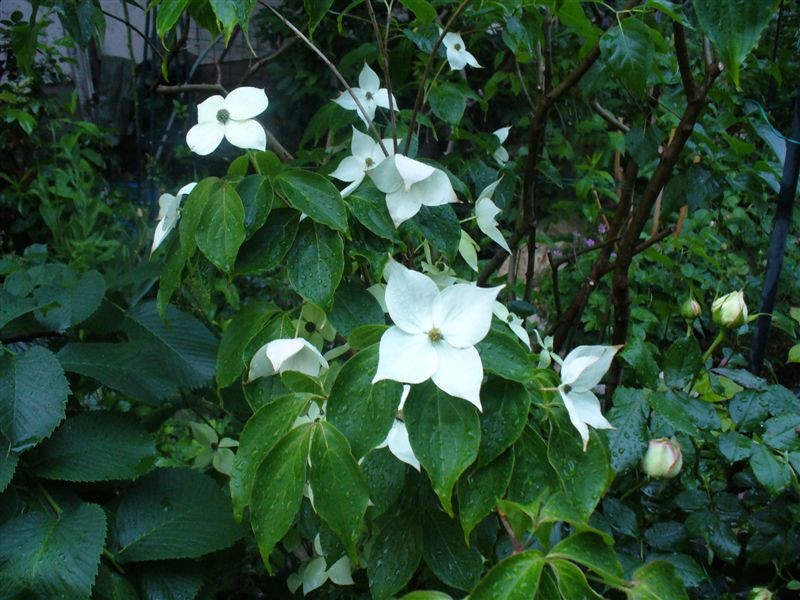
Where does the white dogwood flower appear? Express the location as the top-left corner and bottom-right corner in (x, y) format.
(378, 420), (420, 470)
(247, 338), (328, 382)
(493, 126), (511, 164)
(332, 63), (396, 125)
(558, 345), (621, 450)
(373, 263), (502, 409)
(475, 179), (510, 253)
(442, 31), (481, 70)
(368, 154), (457, 227)
(492, 302), (530, 349)
(330, 127), (394, 197)
(186, 87), (268, 155)
(151, 182), (196, 255)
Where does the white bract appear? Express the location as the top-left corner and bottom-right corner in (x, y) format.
(475, 178), (511, 253)
(330, 127), (394, 197)
(442, 31), (481, 70)
(378, 420), (420, 470)
(332, 63), (396, 125)
(368, 154), (457, 227)
(493, 126), (511, 164)
(373, 263), (502, 409)
(558, 345), (621, 450)
(247, 338), (328, 382)
(151, 182), (196, 255)
(186, 87), (268, 155)
(493, 302), (530, 349)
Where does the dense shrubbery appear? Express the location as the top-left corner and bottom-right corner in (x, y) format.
(2, 1), (800, 598)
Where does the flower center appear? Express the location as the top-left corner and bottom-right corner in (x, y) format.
(454, 43), (462, 51)
(561, 384), (572, 393)
(427, 327), (443, 342)
(365, 157), (374, 167)
(365, 91), (374, 101)
(216, 109), (230, 124)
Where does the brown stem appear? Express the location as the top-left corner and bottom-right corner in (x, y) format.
(237, 38), (298, 86)
(591, 99), (630, 133)
(610, 62), (722, 347)
(365, 0), (398, 150)
(102, 9), (163, 60)
(403, 0), (472, 155)
(673, 23), (696, 100)
(156, 83), (227, 94)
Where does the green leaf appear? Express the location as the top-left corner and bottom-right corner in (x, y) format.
(548, 428), (612, 522)
(156, 0), (189, 38)
(408, 204), (461, 259)
(0, 503), (106, 599)
(750, 444), (791, 495)
(58, 342), (178, 404)
(125, 301), (218, 390)
(477, 325), (533, 383)
(0, 451), (18, 493)
(478, 378), (531, 465)
(251, 424), (312, 571)
(718, 431), (753, 462)
(235, 208), (300, 275)
(712, 367), (768, 391)
(304, 0), (333, 34)
(217, 301), (279, 388)
(627, 560), (689, 600)
(195, 180), (246, 273)
(368, 513), (423, 600)
(115, 468), (243, 562)
(398, 0), (436, 23)
(139, 561), (203, 600)
(179, 177), (219, 256)
(599, 19), (654, 94)
(29, 412), (154, 482)
(399, 593), (452, 600)
(619, 338), (660, 388)
(422, 510), (482, 591)
(348, 185), (401, 242)
(33, 269), (106, 332)
(329, 281), (385, 337)
(457, 450), (514, 542)
(0, 346), (69, 450)
(362, 447), (406, 515)
(663, 336), (702, 389)
(277, 169), (348, 233)
(430, 83), (467, 124)
(348, 323), (389, 350)
(287, 220), (344, 308)
(327, 345), (402, 459)
(507, 427), (559, 504)
(309, 421), (369, 558)
(471, 550), (545, 600)
(763, 414), (800, 451)
(547, 532), (623, 583)
(647, 391), (699, 436)
(694, 0), (781, 88)
(604, 387), (649, 472)
(546, 558), (603, 599)
(405, 382), (481, 516)
(729, 389), (770, 430)
(538, 492), (614, 544)
(236, 174), (273, 236)
(230, 393), (313, 520)
(94, 565), (138, 600)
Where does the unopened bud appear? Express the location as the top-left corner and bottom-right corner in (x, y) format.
(680, 298), (701, 320)
(711, 291), (747, 329)
(746, 588), (773, 600)
(641, 437), (682, 479)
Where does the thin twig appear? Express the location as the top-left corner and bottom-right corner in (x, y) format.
(673, 23), (696, 100)
(591, 99), (630, 132)
(403, 0), (473, 155)
(157, 83), (228, 94)
(258, 0), (388, 156)
(237, 38), (298, 86)
(366, 0), (398, 149)
(102, 9), (163, 60)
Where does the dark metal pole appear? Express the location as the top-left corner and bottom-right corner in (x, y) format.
(749, 91), (800, 374)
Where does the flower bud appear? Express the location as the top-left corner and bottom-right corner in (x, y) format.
(711, 291), (747, 328)
(680, 298), (701, 320)
(641, 437), (682, 479)
(746, 588), (773, 600)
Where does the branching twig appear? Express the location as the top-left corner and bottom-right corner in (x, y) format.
(258, 0), (389, 155)
(365, 0), (398, 149)
(237, 38), (298, 86)
(591, 99), (630, 132)
(157, 83), (228, 94)
(403, 0), (473, 155)
(102, 9), (163, 60)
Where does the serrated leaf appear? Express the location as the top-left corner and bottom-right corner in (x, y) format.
(29, 412), (154, 482)
(33, 268), (106, 332)
(729, 389), (770, 430)
(115, 468), (243, 562)
(718, 431), (753, 462)
(405, 381), (480, 516)
(663, 336), (702, 389)
(0, 503), (106, 599)
(750, 444), (791, 495)
(620, 338), (660, 388)
(140, 561), (203, 600)
(628, 560), (689, 600)
(0, 346), (69, 450)
(309, 421), (369, 558)
(251, 424), (312, 571)
(0, 451), (18, 493)
(604, 387), (649, 472)
(471, 550), (545, 600)
(287, 220), (344, 308)
(327, 345), (402, 458)
(277, 169), (348, 233)
(368, 513), (422, 600)
(599, 19), (654, 94)
(763, 414), (800, 451)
